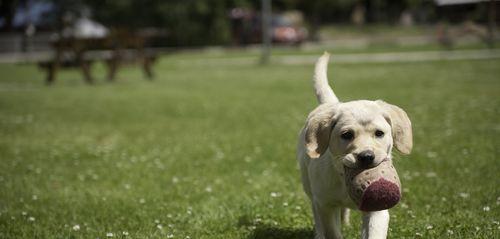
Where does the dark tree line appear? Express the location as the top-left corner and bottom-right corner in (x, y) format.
(0, 0), (496, 46)
(71, 0), (439, 45)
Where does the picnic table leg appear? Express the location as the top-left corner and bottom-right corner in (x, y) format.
(46, 63), (57, 85)
(143, 56), (155, 80)
(76, 51), (93, 84)
(46, 51), (61, 85)
(107, 58), (119, 82)
(80, 60), (93, 84)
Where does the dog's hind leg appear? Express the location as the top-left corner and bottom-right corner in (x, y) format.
(341, 208), (351, 226)
(313, 202), (343, 239)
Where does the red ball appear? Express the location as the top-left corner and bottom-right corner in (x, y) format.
(359, 178), (401, 211)
(345, 160), (402, 211)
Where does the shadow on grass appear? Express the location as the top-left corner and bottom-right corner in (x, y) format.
(247, 225), (313, 239)
(239, 216), (314, 239)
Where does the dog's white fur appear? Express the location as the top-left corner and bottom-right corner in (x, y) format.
(297, 53), (412, 239)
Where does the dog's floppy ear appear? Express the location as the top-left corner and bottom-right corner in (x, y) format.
(377, 100), (413, 155)
(304, 103), (339, 159)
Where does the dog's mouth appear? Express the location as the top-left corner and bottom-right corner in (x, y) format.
(377, 157), (390, 165)
(342, 156), (390, 169)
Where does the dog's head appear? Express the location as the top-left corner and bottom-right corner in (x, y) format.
(304, 100), (412, 170)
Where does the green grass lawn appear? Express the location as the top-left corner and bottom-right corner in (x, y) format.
(319, 24), (433, 39)
(0, 52), (499, 238)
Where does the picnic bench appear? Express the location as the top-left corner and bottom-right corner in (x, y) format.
(38, 31), (158, 85)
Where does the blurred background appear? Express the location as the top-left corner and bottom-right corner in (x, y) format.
(0, 1), (499, 238)
(0, 0), (498, 63)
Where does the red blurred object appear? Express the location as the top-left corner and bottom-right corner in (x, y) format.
(229, 9), (308, 45)
(272, 26), (307, 44)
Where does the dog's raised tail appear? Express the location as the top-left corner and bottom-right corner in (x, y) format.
(313, 52), (339, 104)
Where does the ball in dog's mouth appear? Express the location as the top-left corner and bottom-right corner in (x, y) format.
(344, 160), (401, 211)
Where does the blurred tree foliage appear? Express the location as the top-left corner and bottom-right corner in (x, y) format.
(82, 0), (244, 46)
(1, 0), (470, 45)
(79, 0), (435, 45)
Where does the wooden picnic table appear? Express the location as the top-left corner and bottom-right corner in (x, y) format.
(38, 31), (158, 85)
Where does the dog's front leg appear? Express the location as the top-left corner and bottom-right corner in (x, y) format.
(313, 202), (343, 239)
(361, 210), (389, 239)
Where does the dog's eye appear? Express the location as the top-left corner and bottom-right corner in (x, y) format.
(340, 131), (354, 140)
(375, 130), (385, 138)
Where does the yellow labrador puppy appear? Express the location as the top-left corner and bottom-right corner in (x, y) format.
(297, 53), (412, 239)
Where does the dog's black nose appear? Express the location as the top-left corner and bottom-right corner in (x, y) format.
(357, 150), (375, 167)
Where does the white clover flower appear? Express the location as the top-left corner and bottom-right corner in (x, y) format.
(167, 234), (174, 238)
(426, 225), (433, 230)
(122, 231), (129, 236)
(106, 232), (114, 237)
(483, 206), (490, 212)
(28, 216), (35, 222)
(447, 229), (454, 235)
(426, 151), (437, 158)
(21, 211), (27, 216)
(425, 172), (437, 178)
(156, 224), (163, 230)
(172, 177), (179, 184)
(270, 192), (278, 198)
(458, 192), (469, 199)
(72, 224), (80, 231)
